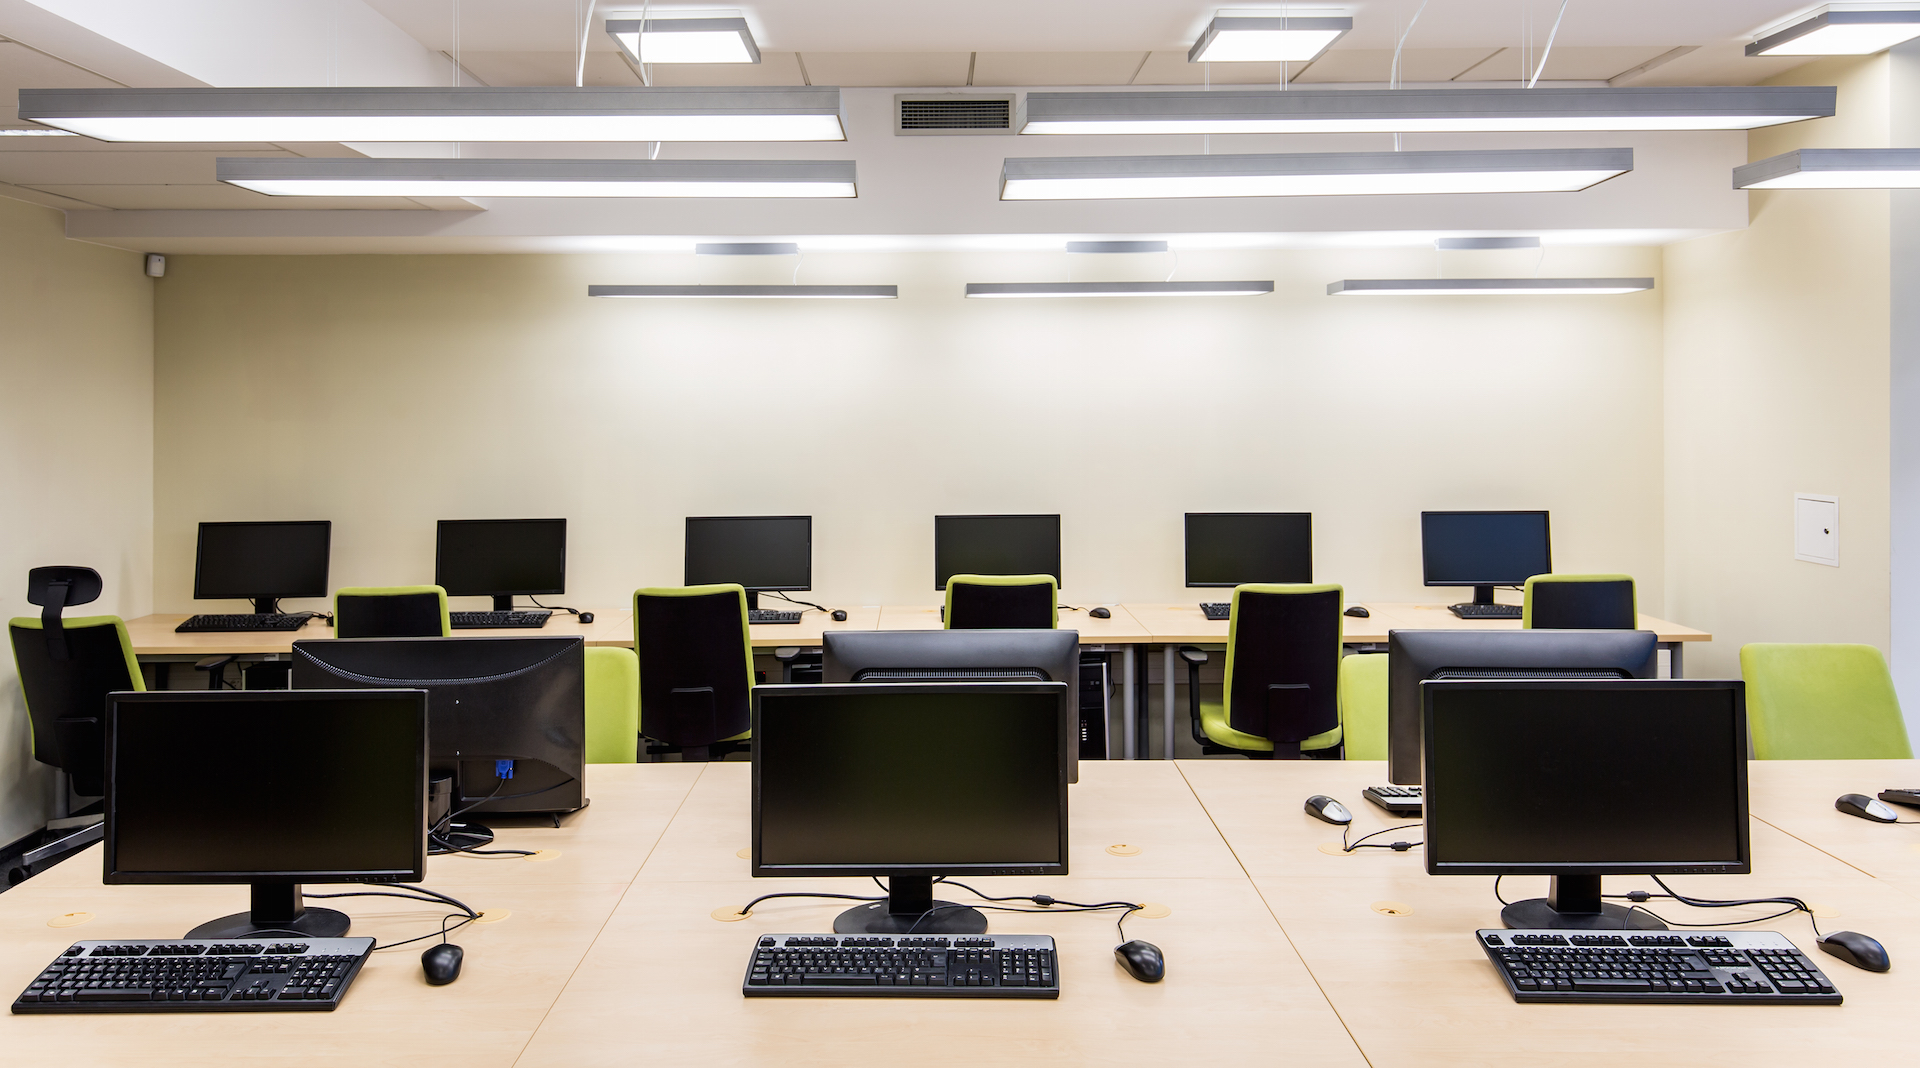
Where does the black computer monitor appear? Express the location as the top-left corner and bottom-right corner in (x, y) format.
(1421, 510), (1551, 606)
(1185, 512), (1312, 586)
(934, 514), (1061, 590)
(291, 636), (585, 851)
(104, 688), (427, 939)
(684, 515), (811, 611)
(436, 518), (567, 611)
(752, 682), (1069, 935)
(193, 520), (332, 614)
(1423, 678), (1749, 930)
(1387, 629), (1659, 785)
(822, 629), (1083, 783)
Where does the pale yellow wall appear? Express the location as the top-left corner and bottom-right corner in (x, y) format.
(152, 245), (1665, 616)
(1664, 54), (1893, 684)
(0, 195), (153, 843)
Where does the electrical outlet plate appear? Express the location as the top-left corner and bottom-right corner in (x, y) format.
(1794, 493), (1840, 567)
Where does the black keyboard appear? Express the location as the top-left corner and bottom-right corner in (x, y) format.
(748, 609), (802, 624)
(1199, 602), (1231, 621)
(744, 934), (1057, 999)
(1449, 603), (1522, 619)
(1879, 788), (1920, 807)
(449, 610), (551, 629)
(1363, 784), (1423, 816)
(176, 614), (313, 633)
(856, 669), (1045, 682)
(12, 937), (374, 1014)
(1481, 930), (1840, 1004)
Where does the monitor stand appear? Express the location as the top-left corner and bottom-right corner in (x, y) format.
(1501, 874), (1666, 931)
(430, 821), (496, 855)
(744, 591), (761, 611)
(251, 597), (281, 615)
(1470, 585), (1496, 606)
(833, 876), (987, 935)
(491, 595), (515, 612)
(187, 881), (350, 939)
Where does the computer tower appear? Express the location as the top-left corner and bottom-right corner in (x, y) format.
(1078, 654), (1110, 759)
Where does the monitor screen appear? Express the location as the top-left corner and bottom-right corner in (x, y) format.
(1420, 511), (1551, 588)
(193, 521), (332, 601)
(934, 514), (1061, 590)
(684, 515), (812, 591)
(752, 683), (1068, 876)
(435, 518), (566, 597)
(104, 689), (426, 883)
(1423, 679), (1749, 876)
(1185, 512), (1312, 586)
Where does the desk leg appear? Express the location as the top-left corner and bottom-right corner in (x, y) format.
(1666, 642), (1684, 678)
(1163, 644), (1176, 760)
(1122, 645), (1136, 760)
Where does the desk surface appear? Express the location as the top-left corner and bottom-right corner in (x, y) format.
(124, 611), (637, 657)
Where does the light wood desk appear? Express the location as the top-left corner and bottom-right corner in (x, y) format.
(123, 610), (637, 668)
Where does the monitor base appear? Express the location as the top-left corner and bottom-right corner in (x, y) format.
(187, 907), (351, 940)
(430, 820), (496, 855)
(833, 899), (988, 935)
(1501, 900), (1667, 931)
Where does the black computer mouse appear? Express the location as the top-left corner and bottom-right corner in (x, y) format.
(421, 943), (464, 986)
(1818, 930), (1890, 973)
(831, 609), (848, 622)
(1836, 793), (1900, 823)
(1114, 939), (1165, 983)
(1089, 607), (1111, 619)
(1304, 795), (1353, 825)
(577, 611), (594, 624)
(1344, 605), (1370, 618)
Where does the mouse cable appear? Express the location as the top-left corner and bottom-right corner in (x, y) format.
(919, 881), (1145, 940)
(733, 890), (886, 918)
(903, 900), (1146, 940)
(1342, 822), (1423, 853)
(526, 597), (585, 618)
(1491, 875), (1824, 938)
(429, 830), (537, 857)
(303, 884), (482, 950)
(763, 591), (829, 614)
(1057, 604), (1082, 612)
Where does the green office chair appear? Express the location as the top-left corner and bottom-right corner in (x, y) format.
(1182, 584), (1345, 759)
(584, 646), (640, 764)
(1740, 643), (1913, 760)
(1338, 652), (1389, 761)
(945, 574), (1058, 630)
(1523, 574), (1637, 630)
(633, 584), (754, 761)
(333, 585), (450, 639)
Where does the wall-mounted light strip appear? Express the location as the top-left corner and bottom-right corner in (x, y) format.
(589, 285), (897, 299)
(1020, 87), (1834, 135)
(218, 158), (856, 198)
(1001, 149), (1632, 200)
(966, 281), (1273, 298)
(18, 86), (845, 142)
(1733, 148), (1920, 188)
(1188, 16), (1352, 63)
(1328, 278), (1654, 296)
(606, 17), (761, 64)
(1747, 6), (1920, 56)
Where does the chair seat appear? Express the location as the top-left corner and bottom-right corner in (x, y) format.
(1198, 698), (1341, 753)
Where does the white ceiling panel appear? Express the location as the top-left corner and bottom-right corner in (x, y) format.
(794, 52), (970, 87)
(1293, 48), (1507, 84)
(448, 50), (639, 86)
(1132, 51), (1303, 86)
(971, 52), (1147, 87)
(641, 52), (809, 86)
(0, 149), (291, 185)
(1454, 46), (1684, 83)
(22, 183), (432, 210)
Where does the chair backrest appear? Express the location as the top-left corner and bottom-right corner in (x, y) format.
(1223, 584), (1343, 746)
(333, 585), (450, 639)
(1338, 652), (1389, 761)
(945, 575), (1058, 630)
(633, 584), (754, 748)
(1523, 574), (1637, 630)
(1741, 643), (1913, 759)
(8, 615), (143, 795)
(583, 646), (640, 763)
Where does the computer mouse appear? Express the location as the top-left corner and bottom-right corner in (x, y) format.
(1836, 793), (1900, 823)
(831, 609), (848, 622)
(577, 611), (594, 624)
(1089, 607), (1111, 619)
(421, 943), (464, 986)
(1818, 930), (1890, 973)
(1344, 605), (1370, 618)
(1114, 939), (1165, 983)
(1304, 794), (1352, 825)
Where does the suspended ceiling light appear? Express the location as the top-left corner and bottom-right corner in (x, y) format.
(605, 17), (760, 64)
(1327, 278), (1654, 296)
(1188, 16), (1352, 63)
(1000, 149), (1632, 200)
(1435, 237), (1541, 249)
(0, 127), (76, 136)
(966, 281), (1273, 298)
(589, 285), (895, 299)
(1733, 148), (1920, 188)
(16, 86), (845, 142)
(1020, 87), (1835, 135)
(696, 242), (800, 254)
(1747, 5), (1920, 56)
(1065, 240), (1170, 253)
(217, 158), (856, 198)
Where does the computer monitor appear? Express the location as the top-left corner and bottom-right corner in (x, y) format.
(1185, 512), (1312, 586)
(752, 682), (1069, 935)
(291, 636), (585, 850)
(193, 520), (332, 614)
(104, 688), (427, 939)
(1421, 510), (1551, 606)
(684, 515), (811, 611)
(822, 629), (1083, 783)
(436, 518), (567, 611)
(1387, 629), (1659, 785)
(934, 514), (1061, 590)
(1423, 678), (1749, 930)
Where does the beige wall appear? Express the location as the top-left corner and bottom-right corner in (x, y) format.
(1664, 54), (1893, 689)
(0, 195), (153, 844)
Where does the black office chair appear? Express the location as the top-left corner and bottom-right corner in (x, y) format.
(944, 575), (1058, 630)
(1523, 574), (1637, 630)
(633, 584), (754, 761)
(1183, 584), (1344, 759)
(332, 585), (451, 639)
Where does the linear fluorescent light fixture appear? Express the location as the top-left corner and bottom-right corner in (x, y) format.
(606, 17), (760, 64)
(589, 284), (896, 299)
(1328, 278), (1653, 296)
(1734, 148), (1920, 188)
(1188, 16), (1351, 62)
(218, 158), (855, 198)
(1435, 237), (1541, 250)
(1747, 6), (1920, 55)
(1000, 148), (1632, 200)
(1065, 240), (1169, 253)
(966, 281), (1272, 298)
(17, 86), (844, 142)
(696, 242), (800, 254)
(1020, 87), (1834, 134)
(0, 127), (76, 136)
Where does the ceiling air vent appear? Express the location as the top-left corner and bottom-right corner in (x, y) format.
(895, 94), (1018, 136)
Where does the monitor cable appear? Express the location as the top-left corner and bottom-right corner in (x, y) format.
(526, 597), (586, 619)
(304, 883), (482, 950)
(763, 591), (831, 615)
(920, 880), (1146, 941)
(428, 777), (570, 857)
(1493, 874), (1827, 936)
(1343, 822), (1423, 852)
